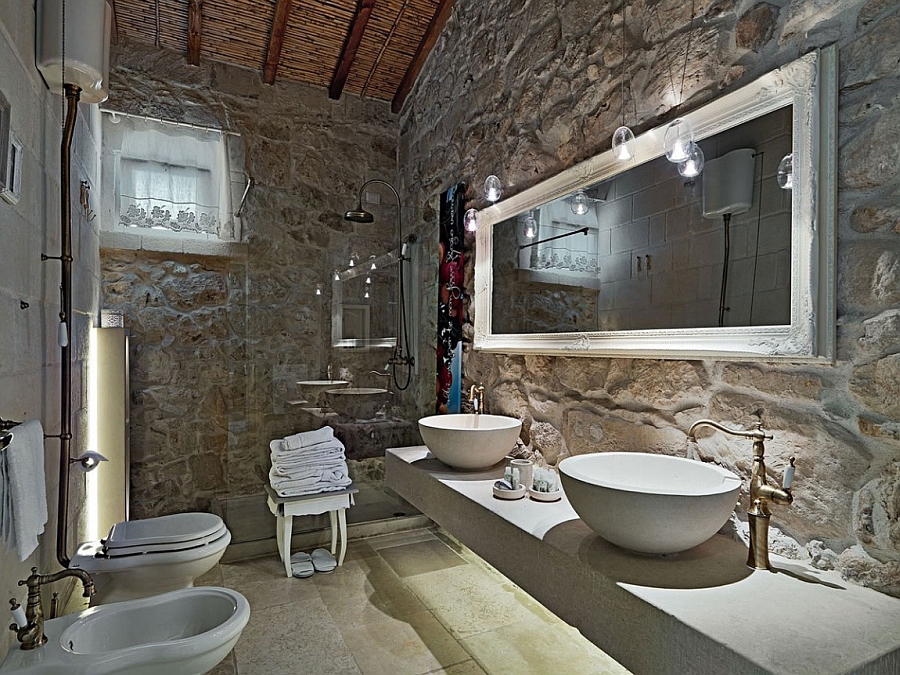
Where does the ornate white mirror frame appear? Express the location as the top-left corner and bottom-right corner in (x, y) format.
(474, 46), (836, 362)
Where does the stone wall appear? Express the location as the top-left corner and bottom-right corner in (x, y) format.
(0, 2), (102, 660)
(104, 42), (414, 519)
(398, 0), (900, 595)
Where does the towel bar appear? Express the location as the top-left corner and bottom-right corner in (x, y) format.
(1, 416), (21, 451)
(0, 416), (20, 431)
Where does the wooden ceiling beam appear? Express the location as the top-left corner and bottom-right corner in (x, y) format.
(187, 0), (203, 65)
(329, 0), (376, 100)
(109, 0), (119, 45)
(263, 0), (293, 85)
(392, 0), (455, 114)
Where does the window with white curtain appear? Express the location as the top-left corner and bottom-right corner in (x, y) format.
(101, 113), (241, 242)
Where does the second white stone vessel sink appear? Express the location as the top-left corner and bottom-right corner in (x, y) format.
(558, 452), (742, 554)
(0, 586), (250, 675)
(418, 413), (522, 469)
(326, 387), (391, 419)
(297, 379), (350, 406)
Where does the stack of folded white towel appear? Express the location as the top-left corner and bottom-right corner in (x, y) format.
(268, 426), (351, 497)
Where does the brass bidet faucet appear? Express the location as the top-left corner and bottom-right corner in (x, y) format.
(688, 419), (796, 570)
(468, 383), (486, 414)
(8, 567), (95, 650)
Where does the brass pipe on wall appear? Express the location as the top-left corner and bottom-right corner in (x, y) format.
(55, 83), (81, 568)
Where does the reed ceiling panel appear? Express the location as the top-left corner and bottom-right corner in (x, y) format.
(112, 0), (450, 104)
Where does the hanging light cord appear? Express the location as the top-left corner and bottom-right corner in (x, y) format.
(620, 1), (626, 127)
(748, 152), (765, 324)
(651, 0), (695, 107)
(650, 3), (678, 106)
(678, 0), (696, 106)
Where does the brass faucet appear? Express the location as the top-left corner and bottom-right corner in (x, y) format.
(368, 370), (393, 394)
(688, 419), (796, 570)
(9, 567), (95, 650)
(468, 383), (486, 414)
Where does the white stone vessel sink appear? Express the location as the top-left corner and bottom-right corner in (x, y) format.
(297, 379), (350, 406)
(418, 414), (522, 470)
(0, 587), (250, 675)
(558, 452), (742, 554)
(326, 387), (391, 419)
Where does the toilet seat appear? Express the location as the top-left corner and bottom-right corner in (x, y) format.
(102, 526), (229, 557)
(103, 512), (225, 549)
(71, 512), (228, 563)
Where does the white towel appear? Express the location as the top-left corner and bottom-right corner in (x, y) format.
(269, 440), (345, 467)
(282, 426), (335, 450)
(268, 463), (351, 497)
(272, 461), (347, 480)
(0, 444), (11, 550)
(270, 437), (345, 458)
(4, 421), (47, 561)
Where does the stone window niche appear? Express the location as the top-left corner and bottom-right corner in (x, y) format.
(99, 111), (247, 257)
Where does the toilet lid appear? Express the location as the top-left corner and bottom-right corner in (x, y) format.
(102, 528), (229, 558)
(103, 512), (225, 549)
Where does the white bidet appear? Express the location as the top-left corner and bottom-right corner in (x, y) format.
(0, 586), (250, 675)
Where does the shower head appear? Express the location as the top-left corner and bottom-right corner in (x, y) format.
(344, 208), (375, 223)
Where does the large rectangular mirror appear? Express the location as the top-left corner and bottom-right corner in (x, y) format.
(474, 47), (836, 361)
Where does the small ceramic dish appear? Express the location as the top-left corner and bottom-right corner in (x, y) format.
(493, 483), (526, 500)
(528, 487), (562, 502)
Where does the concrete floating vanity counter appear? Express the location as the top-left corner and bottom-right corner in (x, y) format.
(386, 447), (900, 675)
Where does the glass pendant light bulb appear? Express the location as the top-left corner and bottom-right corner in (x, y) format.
(333, 269), (340, 281)
(464, 208), (478, 232)
(612, 126), (636, 161)
(348, 252), (358, 267)
(664, 118), (694, 163)
(484, 175), (502, 202)
(571, 190), (590, 215)
(777, 153), (794, 190)
(369, 255), (377, 270)
(677, 143), (705, 178)
(364, 289), (370, 299)
(523, 211), (537, 239)
(365, 275), (371, 284)
(315, 283), (323, 296)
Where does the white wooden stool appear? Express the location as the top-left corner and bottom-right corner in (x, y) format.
(265, 484), (358, 578)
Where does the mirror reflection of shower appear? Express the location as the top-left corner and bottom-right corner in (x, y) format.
(343, 179), (416, 390)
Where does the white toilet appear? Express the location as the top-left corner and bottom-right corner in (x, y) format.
(69, 512), (231, 604)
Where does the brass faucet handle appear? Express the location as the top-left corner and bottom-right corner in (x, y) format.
(782, 456), (796, 490)
(9, 598), (26, 631)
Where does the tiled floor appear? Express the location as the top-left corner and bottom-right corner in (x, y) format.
(201, 528), (631, 675)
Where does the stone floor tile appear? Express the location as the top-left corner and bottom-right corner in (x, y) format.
(424, 660), (488, 675)
(362, 528), (439, 551)
(340, 610), (470, 675)
(221, 555), (320, 611)
(221, 554), (291, 586)
(378, 538), (468, 578)
(234, 596), (361, 675)
(402, 564), (545, 640)
(206, 651), (236, 675)
(316, 558), (427, 629)
(459, 616), (631, 675)
(195, 563), (225, 587)
(343, 537), (381, 561)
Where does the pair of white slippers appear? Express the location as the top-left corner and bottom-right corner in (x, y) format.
(291, 548), (337, 578)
